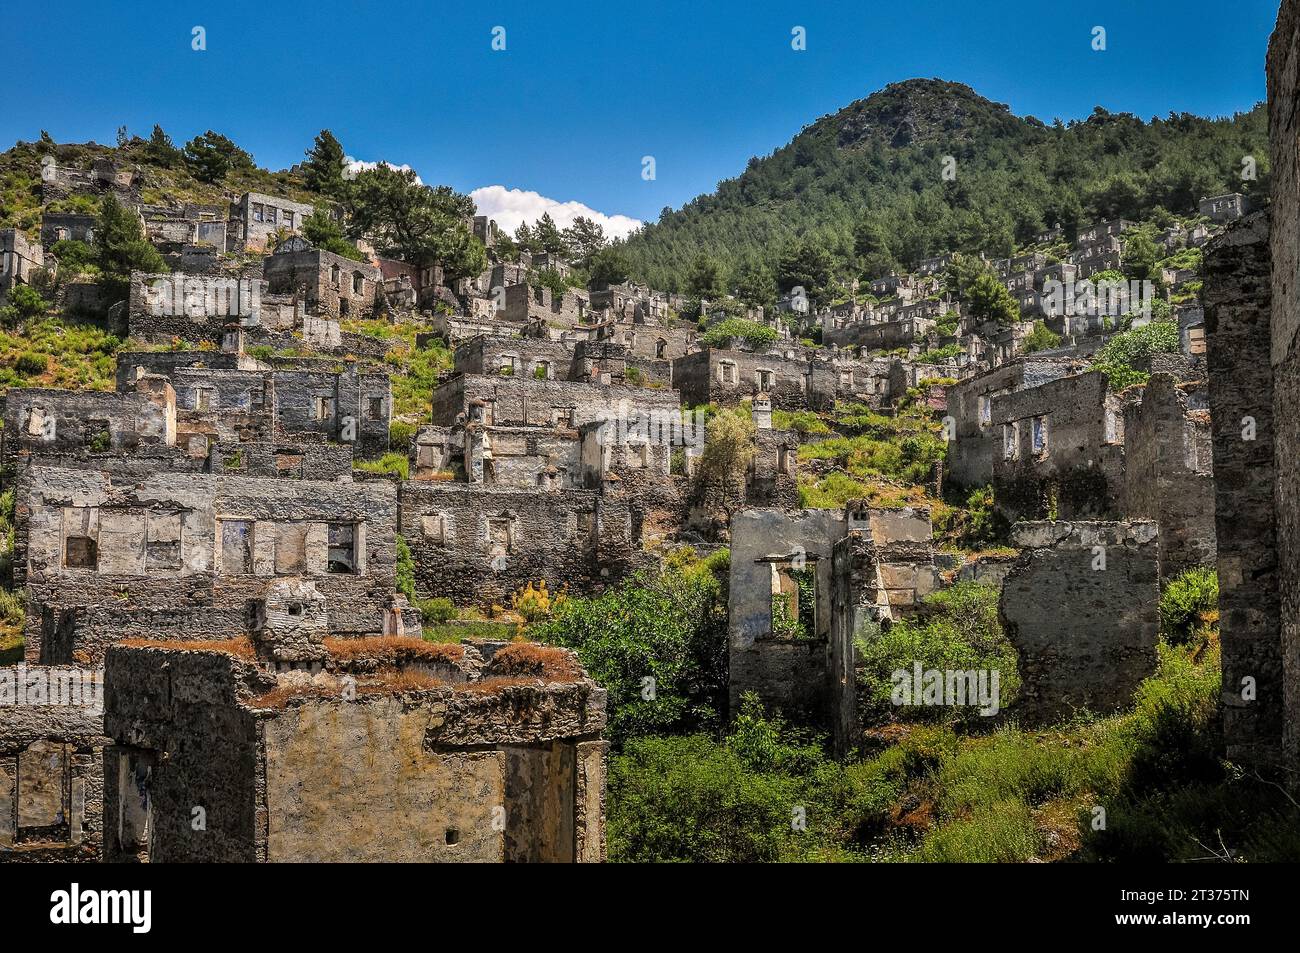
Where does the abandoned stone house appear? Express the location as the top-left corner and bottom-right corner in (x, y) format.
(1199, 192), (1250, 224)
(124, 270), (390, 360)
(672, 346), (837, 411)
(992, 252), (1049, 278)
(727, 505), (939, 755)
(944, 357), (1089, 489)
(430, 370), (681, 432)
(40, 211), (97, 247)
(5, 348), (395, 461)
(1, 671), (108, 859)
(400, 481), (648, 608)
(101, 633), (606, 862)
(823, 314), (935, 352)
(15, 464), (418, 667)
(502, 282), (590, 329)
(989, 369), (1127, 524)
(0, 228), (45, 294)
(262, 242), (382, 321)
(1075, 219), (1136, 246)
(38, 155), (139, 203)
(230, 192), (315, 252)
(143, 203), (228, 252)
(1067, 236), (1123, 277)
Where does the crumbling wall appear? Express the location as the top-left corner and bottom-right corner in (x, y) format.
(400, 482), (645, 606)
(991, 371), (1124, 523)
(945, 358), (1084, 489)
(727, 509), (845, 723)
(0, 668), (107, 862)
(101, 640), (608, 863)
(1122, 373), (1216, 582)
(1203, 210), (1281, 765)
(1268, 0), (1300, 769)
(430, 373), (679, 429)
(18, 466), (409, 665)
(999, 520), (1159, 724)
(672, 348), (833, 411)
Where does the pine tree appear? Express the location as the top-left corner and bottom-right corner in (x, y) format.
(304, 129), (346, 195)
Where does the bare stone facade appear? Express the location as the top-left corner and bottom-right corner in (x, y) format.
(1121, 372), (1216, 582)
(1267, 0), (1300, 769)
(0, 671), (107, 861)
(102, 637), (607, 862)
(945, 357), (1087, 489)
(16, 465), (418, 666)
(1203, 211), (1282, 766)
(727, 505), (938, 751)
(999, 520), (1159, 724)
(0, 228), (44, 295)
(263, 246), (382, 321)
(990, 370), (1125, 523)
(672, 346), (836, 411)
(230, 192), (315, 252)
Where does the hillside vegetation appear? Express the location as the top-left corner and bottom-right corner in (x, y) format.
(619, 79), (1267, 292)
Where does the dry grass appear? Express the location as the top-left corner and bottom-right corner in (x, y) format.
(247, 682), (339, 709)
(118, 635), (257, 660)
(323, 635), (464, 665)
(487, 642), (581, 681)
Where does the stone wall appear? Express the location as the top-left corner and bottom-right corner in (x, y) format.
(101, 640), (607, 862)
(1268, 0), (1300, 769)
(991, 370), (1125, 523)
(999, 520), (1159, 724)
(0, 668), (107, 861)
(17, 466), (412, 665)
(672, 347), (835, 411)
(1203, 211), (1281, 765)
(400, 482), (645, 607)
(263, 248), (382, 321)
(1122, 373), (1216, 582)
(430, 373), (680, 429)
(727, 508), (846, 725)
(945, 358), (1086, 489)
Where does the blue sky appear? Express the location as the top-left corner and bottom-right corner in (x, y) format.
(1, 0), (1278, 234)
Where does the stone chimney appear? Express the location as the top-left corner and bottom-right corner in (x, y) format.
(752, 394), (772, 430)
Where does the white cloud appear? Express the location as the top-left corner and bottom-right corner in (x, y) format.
(469, 185), (642, 240)
(342, 157), (423, 184)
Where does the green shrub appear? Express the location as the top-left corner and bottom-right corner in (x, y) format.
(389, 420), (416, 450)
(699, 318), (778, 349)
(1158, 568), (1218, 645)
(14, 352), (48, 376)
(394, 534), (415, 601)
(855, 582), (1018, 725)
(353, 452), (409, 480)
(530, 566), (728, 744)
(1023, 320), (1062, 354)
(417, 596), (455, 625)
(1091, 321), (1181, 391)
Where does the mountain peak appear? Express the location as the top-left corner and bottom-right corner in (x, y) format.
(829, 78), (1024, 149)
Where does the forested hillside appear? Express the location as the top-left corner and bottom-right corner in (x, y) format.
(619, 79), (1267, 292)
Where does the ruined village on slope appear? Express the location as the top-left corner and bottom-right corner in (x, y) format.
(0, 25), (1298, 862)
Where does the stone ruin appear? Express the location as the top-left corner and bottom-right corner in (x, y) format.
(998, 520), (1160, 724)
(101, 632), (607, 862)
(726, 504), (940, 754)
